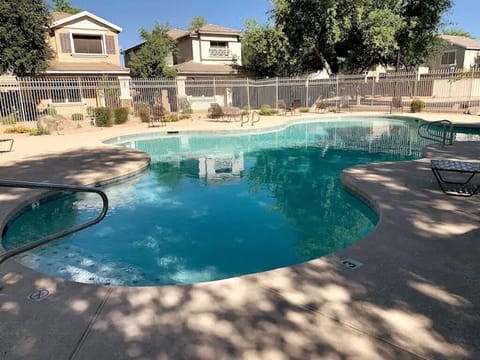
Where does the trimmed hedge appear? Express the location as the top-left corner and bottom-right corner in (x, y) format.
(114, 107), (129, 124)
(94, 107), (113, 127)
(410, 99), (425, 113)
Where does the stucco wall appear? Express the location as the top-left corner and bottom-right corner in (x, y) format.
(464, 49), (480, 69)
(52, 19), (121, 65)
(176, 38), (194, 63)
(432, 78), (480, 97)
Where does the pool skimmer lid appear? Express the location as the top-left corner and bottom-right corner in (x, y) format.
(341, 258), (363, 269)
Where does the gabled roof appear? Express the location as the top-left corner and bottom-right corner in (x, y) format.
(51, 12), (72, 22)
(50, 11), (122, 33)
(122, 29), (189, 53)
(122, 24), (241, 54)
(168, 28), (190, 40)
(440, 35), (480, 50)
(46, 60), (129, 74)
(197, 24), (241, 35)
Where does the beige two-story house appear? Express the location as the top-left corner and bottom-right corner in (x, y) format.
(48, 11), (129, 77)
(40, 11), (131, 112)
(123, 24), (243, 78)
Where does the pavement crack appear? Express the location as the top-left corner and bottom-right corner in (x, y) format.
(68, 287), (113, 360)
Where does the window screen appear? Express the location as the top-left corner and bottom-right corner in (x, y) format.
(73, 34), (103, 54)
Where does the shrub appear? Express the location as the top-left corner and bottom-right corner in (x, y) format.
(46, 106), (57, 116)
(29, 125), (50, 136)
(1, 113), (17, 125)
(179, 113), (191, 120)
(207, 105), (221, 119)
(299, 107), (309, 113)
(71, 113), (84, 121)
(4, 125), (32, 134)
(259, 104), (278, 116)
(94, 107), (113, 127)
(164, 113), (179, 122)
(114, 107), (129, 124)
(240, 109), (250, 116)
(410, 99), (425, 113)
(138, 108), (150, 123)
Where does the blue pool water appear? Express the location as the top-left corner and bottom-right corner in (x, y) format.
(3, 117), (434, 286)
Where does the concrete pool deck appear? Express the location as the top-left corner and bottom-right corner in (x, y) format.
(0, 112), (479, 359)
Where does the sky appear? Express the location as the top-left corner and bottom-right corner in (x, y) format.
(47, 0), (480, 51)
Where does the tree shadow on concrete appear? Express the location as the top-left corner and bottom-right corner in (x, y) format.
(1, 144), (479, 359)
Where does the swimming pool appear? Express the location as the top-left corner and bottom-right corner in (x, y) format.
(2, 117), (444, 286)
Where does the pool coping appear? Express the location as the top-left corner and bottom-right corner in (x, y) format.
(1, 114), (480, 359)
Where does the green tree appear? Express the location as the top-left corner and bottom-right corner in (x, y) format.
(128, 23), (178, 78)
(189, 16), (206, 32)
(271, 0), (452, 73)
(442, 27), (474, 38)
(396, 0), (453, 71)
(52, 0), (81, 14)
(0, 0), (51, 76)
(242, 19), (297, 77)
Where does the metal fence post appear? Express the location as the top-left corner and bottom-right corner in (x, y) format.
(246, 78), (250, 110)
(213, 76), (216, 100)
(305, 78), (309, 107)
(276, 77), (279, 108)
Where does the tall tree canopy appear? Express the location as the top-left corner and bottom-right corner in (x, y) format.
(0, 0), (51, 76)
(269, 0), (452, 74)
(242, 20), (297, 77)
(52, 0), (81, 14)
(189, 16), (206, 32)
(128, 23), (178, 78)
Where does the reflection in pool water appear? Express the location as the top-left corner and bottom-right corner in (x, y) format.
(4, 118), (435, 286)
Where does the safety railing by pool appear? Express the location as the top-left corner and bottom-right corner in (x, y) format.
(417, 119), (454, 145)
(0, 180), (108, 266)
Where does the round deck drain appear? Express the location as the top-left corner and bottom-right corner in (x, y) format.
(27, 289), (50, 302)
(341, 258), (363, 269)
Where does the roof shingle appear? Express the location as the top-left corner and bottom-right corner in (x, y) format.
(440, 35), (480, 50)
(47, 61), (129, 74)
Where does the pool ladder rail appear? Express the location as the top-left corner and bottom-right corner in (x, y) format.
(0, 180), (108, 271)
(417, 120), (454, 145)
(240, 111), (260, 127)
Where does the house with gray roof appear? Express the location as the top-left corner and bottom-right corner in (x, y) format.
(428, 35), (480, 70)
(123, 24), (243, 78)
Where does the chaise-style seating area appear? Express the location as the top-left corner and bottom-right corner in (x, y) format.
(209, 102), (241, 121)
(431, 159), (480, 196)
(0, 138), (14, 152)
(278, 99), (301, 115)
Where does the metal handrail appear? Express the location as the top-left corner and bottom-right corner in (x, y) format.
(251, 111), (260, 126)
(0, 180), (108, 265)
(240, 112), (250, 127)
(417, 120), (454, 145)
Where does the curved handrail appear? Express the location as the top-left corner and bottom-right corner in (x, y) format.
(240, 112), (250, 127)
(251, 111), (260, 127)
(0, 180), (108, 265)
(417, 120), (454, 145)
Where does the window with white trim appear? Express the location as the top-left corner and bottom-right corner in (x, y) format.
(72, 34), (103, 54)
(59, 33), (116, 55)
(441, 51), (456, 66)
